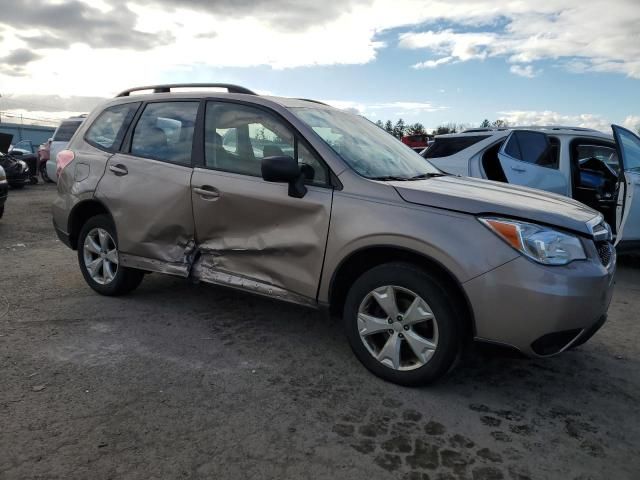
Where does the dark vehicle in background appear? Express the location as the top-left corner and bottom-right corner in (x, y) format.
(46, 115), (86, 182)
(9, 140), (39, 185)
(402, 133), (430, 153)
(0, 165), (7, 218)
(0, 133), (31, 188)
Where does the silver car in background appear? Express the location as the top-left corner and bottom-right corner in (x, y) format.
(422, 126), (640, 252)
(53, 84), (615, 386)
(46, 115), (86, 182)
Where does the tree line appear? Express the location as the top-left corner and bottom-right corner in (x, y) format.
(374, 118), (511, 138)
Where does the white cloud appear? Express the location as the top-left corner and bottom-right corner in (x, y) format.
(413, 56), (455, 69)
(322, 99), (446, 116)
(623, 115), (640, 131)
(496, 110), (613, 132)
(0, 0), (638, 98)
(398, 0), (640, 79)
(509, 64), (540, 78)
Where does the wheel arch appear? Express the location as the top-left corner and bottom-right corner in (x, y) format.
(67, 199), (114, 250)
(328, 245), (476, 339)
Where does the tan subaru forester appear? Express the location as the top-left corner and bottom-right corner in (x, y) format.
(53, 84), (616, 386)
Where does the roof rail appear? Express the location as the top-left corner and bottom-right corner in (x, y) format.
(115, 83), (257, 97)
(296, 98), (330, 106)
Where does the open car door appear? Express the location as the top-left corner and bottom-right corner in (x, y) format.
(497, 130), (569, 196)
(612, 125), (640, 248)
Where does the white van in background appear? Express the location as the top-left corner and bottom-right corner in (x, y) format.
(46, 115), (87, 182)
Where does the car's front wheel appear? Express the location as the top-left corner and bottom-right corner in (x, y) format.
(77, 215), (144, 296)
(344, 262), (462, 386)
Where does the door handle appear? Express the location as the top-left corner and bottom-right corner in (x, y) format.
(510, 166), (527, 173)
(109, 164), (128, 176)
(193, 185), (220, 200)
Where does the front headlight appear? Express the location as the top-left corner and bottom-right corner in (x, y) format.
(17, 159), (27, 171)
(479, 217), (586, 266)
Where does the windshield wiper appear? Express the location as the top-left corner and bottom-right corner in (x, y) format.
(368, 175), (411, 181)
(407, 172), (447, 180)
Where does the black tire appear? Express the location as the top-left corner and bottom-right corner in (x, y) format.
(77, 214), (144, 296)
(344, 262), (463, 386)
(40, 164), (53, 183)
(0, 205), (4, 219)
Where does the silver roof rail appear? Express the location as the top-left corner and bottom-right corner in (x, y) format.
(115, 83), (257, 97)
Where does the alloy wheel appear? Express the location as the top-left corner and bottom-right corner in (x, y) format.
(82, 228), (119, 285)
(357, 285), (439, 371)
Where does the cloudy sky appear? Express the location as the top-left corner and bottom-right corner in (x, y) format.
(0, 0), (639, 131)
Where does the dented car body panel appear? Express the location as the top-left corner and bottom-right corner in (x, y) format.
(96, 153), (196, 266)
(190, 168), (332, 300)
(53, 86), (616, 357)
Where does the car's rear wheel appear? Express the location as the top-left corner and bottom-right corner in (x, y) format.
(77, 215), (144, 296)
(344, 262), (462, 386)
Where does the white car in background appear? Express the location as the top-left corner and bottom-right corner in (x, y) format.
(421, 125), (640, 252)
(46, 115), (87, 182)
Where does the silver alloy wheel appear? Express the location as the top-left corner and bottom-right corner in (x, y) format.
(82, 228), (119, 285)
(357, 285), (439, 371)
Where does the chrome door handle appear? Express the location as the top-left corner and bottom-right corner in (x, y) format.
(511, 166), (526, 173)
(109, 164), (128, 176)
(193, 185), (220, 200)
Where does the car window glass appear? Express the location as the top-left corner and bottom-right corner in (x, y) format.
(504, 133), (522, 159)
(86, 103), (139, 150)
(617, 128), (640, 171)
(53, 121), (83, 142)
(297, 141), (328, 186)
(423, 135), (490, 159)
(130, 102), (198, 165)
(576, 144), (618, 171)
(205, 102), (330, 185)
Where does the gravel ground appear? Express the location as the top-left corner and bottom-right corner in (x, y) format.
(1, 184), (639, 480)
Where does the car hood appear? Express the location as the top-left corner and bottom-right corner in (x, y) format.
(390, 175), (599, 235)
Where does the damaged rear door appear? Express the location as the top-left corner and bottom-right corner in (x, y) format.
(95, 100), (200, 275)
(190, 100), (333, 303)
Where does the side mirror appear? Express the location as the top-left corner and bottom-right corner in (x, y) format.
(261, 155), (307, 198)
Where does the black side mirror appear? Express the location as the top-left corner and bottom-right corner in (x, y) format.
(261, 155), (307, 198)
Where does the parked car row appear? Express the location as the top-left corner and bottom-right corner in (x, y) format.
(421, 126), (640, 252)
(0, 133), (33, 189)
(52, 83), (616, 386)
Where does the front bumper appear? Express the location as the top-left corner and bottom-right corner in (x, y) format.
(464, 252), (616, 357)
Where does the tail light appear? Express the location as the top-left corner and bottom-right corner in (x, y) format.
(56, 150), (75, 177)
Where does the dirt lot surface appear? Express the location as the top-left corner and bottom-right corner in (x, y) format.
(1, 184), (639, 480)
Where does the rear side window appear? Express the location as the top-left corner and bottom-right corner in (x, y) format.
(53, 121), (82, 142)
(85, 103), (139, 151)
(424, 135), (490, 159)
(130, 102), (199, 165)
(504, 131), (559, 168)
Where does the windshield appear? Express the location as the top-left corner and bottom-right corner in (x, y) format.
(292, 107), (440, 179)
